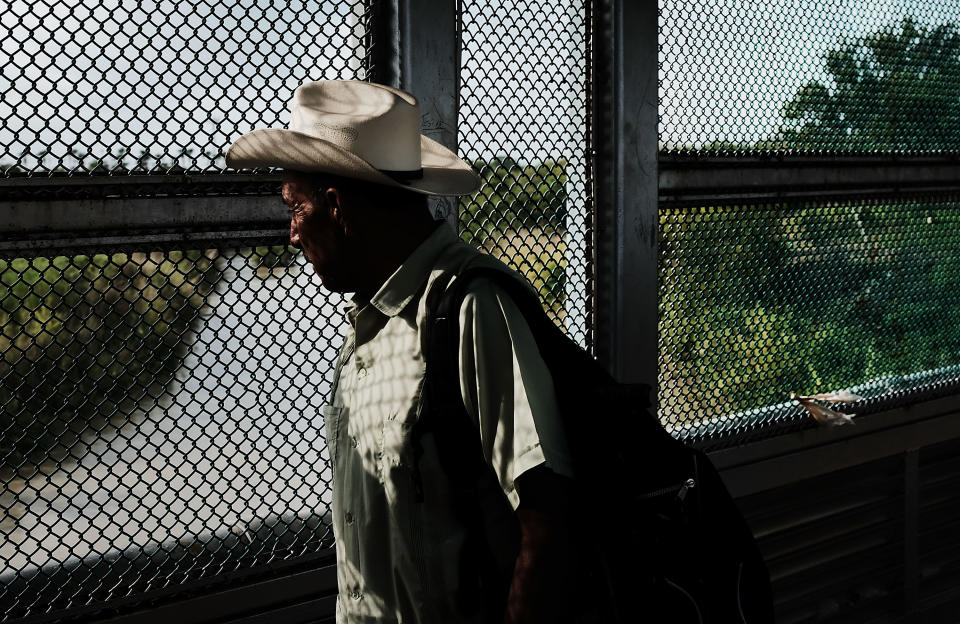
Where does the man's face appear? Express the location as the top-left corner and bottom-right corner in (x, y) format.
(282, 174), (350, 292)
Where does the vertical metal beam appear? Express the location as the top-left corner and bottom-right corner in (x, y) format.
(365, 0), (401, 87)
(397, 0), (461, 224)
(592, 0), (659, 388)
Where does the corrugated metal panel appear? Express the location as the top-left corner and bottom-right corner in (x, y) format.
(919, 437), (960, 612)
(737, 457), (905, 623)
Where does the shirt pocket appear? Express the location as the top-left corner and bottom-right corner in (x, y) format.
(321, 404), (345, 468)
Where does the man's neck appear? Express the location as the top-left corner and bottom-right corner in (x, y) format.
(352, 220), (443, 301)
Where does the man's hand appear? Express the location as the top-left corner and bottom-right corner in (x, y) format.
(505, 465), (574, 624)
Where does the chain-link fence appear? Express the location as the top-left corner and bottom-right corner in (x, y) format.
(660, 194), (960, 442)
(0, 242), (347, 622)
(659, 0), (960, 444)
(1, 0), (371, 178)
(659, 0), (960, 156)
(458, 0), (592, 345)
(1, 0), (597, 620)
(1, 0), (370, 620)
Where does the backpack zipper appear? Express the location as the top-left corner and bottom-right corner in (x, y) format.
(638, 477), (696, 501)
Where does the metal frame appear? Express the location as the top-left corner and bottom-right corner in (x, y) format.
(711, 394), (960, 624)
(97, 555), (337, 624)
(0, 194), (287, 250)
(367, 0), (461, 225)
(710, 393), (960, 497)
(591, 0), (659, 387)
(398, 0), (462, 224)
(711, 392), (960, 621)
(660, 156), (960, 202)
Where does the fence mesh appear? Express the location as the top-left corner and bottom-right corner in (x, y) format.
(659, 0), (960, 443)
(0, 243), (345, 621)
(0, 0), (598, 619)
(659, 194), (960, 443)
(1, 0), (370, 177)
(458, 0), (592, 344)
(660, 0), (960, 156)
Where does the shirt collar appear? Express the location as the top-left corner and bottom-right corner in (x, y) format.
(360, 222), (459, 319)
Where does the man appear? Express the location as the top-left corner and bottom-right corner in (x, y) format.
(227, 80), (573, 623)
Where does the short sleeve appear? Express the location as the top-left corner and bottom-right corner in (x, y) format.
(457, 276), (572, 509)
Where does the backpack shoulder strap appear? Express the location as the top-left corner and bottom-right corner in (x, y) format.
(425, 264), (652, 424)
(417, 266), (547, 474)
(424, 265), (560, 413)
(433, 266), (547, 344)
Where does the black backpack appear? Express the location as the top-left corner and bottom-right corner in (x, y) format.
(416, 266), (774, 623)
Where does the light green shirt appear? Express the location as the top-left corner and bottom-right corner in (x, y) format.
(324, 222), (571, 623)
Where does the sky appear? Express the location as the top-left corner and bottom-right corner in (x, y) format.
(0, 0), (367, 171)
(660, 0), (960, 149)
(3, 0), (960, 169)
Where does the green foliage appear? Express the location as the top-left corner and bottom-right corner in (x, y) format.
(778, 17), (960, 152)
(460, 157), (570, 320)
(0, 251), (220, 469)
(662, 16), (960, 425)
(461, 156), (569, 239)
(662, 201), (960, 422)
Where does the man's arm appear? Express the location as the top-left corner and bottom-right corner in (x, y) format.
(456, 275), (575, 621)
(505, 465), (574, 624)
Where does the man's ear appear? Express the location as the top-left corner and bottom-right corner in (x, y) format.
(326, 185), (367, 239)
(325, 187), (349, 233)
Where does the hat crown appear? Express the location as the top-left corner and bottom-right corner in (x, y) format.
(225, 79), (480, 196)
(288, 81), (422, 172)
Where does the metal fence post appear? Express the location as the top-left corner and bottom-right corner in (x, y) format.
(366, 0), (402, 87)
(396, 0), (461, 225)
(592, 0), (658, 389)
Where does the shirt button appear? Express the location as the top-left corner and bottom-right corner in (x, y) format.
(345, 512), (354, 525)
(357, 367), (367, 380)
(351, 589), (362, 601)
(351, 436), (359, 448)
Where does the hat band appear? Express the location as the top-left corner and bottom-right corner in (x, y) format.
(379, 168), (424, 185)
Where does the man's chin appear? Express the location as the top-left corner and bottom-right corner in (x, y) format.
(315, 270), (351, 294)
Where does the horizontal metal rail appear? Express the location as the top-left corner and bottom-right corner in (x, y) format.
(659, 156), (960, 202)
(711, 392), (960, 497)
(0, 196), (289, 251)
(96, 555), (337, 624)
(0, 174), (282, 189)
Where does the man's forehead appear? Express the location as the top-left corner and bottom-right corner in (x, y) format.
(281, 173), (314, 200)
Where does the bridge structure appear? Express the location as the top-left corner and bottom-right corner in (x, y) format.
(1, 1), (959, 622)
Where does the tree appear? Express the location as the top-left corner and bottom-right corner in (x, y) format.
(460, 157), (570, 321)
(778, 17), (960, 152)
(662, 17), (960, 424)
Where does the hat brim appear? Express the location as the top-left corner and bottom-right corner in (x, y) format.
(226, 129), (481, 196)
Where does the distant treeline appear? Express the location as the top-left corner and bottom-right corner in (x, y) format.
(461, 156), (570, 320)
(659, 202), (960, 421)
(0, 147), (223, 175)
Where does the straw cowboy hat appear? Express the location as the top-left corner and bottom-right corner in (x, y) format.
(226, 80), (481, 196)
